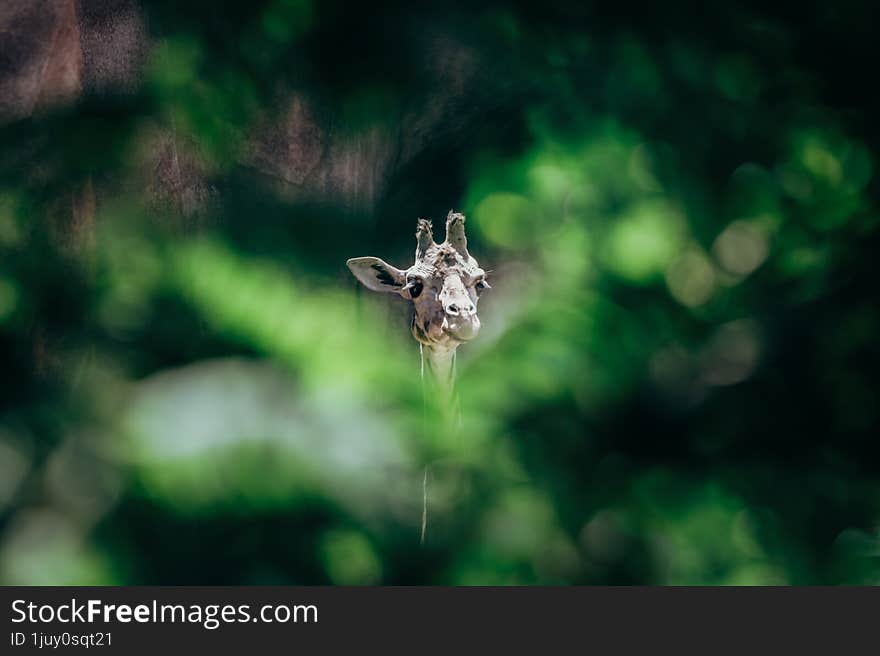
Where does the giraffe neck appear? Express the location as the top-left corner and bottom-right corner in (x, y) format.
(420, 343), (458, 408)
(418, 342), (460, 546)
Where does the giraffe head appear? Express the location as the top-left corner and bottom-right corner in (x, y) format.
(347, 211), (489, 349)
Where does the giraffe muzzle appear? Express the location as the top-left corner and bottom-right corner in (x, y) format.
(442, 311), (481, 341)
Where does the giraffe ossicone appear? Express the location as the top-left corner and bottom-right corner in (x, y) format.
(347, 210), (489, 387)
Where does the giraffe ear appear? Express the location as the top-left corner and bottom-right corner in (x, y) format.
(347, 257), (406, 293)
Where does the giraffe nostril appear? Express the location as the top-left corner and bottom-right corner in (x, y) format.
(447, 303), (460, 316)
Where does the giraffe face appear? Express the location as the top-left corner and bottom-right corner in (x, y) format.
(347, 211), (488, 348)
(404, 244), (487, 346)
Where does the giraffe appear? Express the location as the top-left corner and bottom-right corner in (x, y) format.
(347, 210), (489, 397)
(347, 210), (489, 542)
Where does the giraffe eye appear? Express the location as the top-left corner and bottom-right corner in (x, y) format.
(476, 279), (491, 292)
(406, 279), (424, 298)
